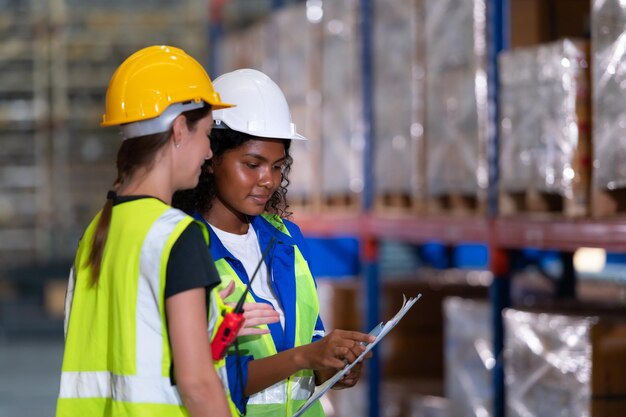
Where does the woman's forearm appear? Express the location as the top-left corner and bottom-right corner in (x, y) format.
(244, 345), (309, 396)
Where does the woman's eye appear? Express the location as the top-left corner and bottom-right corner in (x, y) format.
(246, 163), (259, 169)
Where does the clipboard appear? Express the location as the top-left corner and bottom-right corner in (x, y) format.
(293, 293), (422, 417)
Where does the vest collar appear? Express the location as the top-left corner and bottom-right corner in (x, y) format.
(192, 212), (295, 263)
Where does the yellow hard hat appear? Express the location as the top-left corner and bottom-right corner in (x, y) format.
(101, 45), (233, 137)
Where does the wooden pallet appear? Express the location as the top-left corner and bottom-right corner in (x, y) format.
(374, 192), (422, 215)
(426, 192), (486, 216)
(499, 188), (589, 218)
(287, 194), (321, 216)
(592, 188), (626, 217)
(322, 193), (360, 213)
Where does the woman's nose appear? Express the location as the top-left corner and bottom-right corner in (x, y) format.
(259, 167), (274, 188)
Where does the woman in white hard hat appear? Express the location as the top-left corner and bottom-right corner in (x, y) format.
(173, 68), (374, 417)
(56, 47), (274, 417)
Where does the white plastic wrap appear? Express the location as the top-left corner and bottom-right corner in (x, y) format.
(424, 0), (488, 197)
(373, 0), (424, 197)
(444, 297), (493, 417)
(592, 0), (626, 190)
(499, 39), (589, 197)
(504, 309), (596, 417)
(273, 3), (322, 203)
(218, 20), (274, 78)
(320, 0), (363, 198)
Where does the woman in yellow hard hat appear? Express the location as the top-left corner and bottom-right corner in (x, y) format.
(55, 46), (275, 417)
(174, 69), (374, 417)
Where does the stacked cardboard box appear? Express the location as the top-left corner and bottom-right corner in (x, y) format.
(509, 0), (590, 48)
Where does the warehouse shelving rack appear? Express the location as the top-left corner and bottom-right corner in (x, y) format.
(296, 0), (510, 415)
(47, 0), (209, 260)
(0, 1), (51, 267)
(211, 1), (621, 416)
(291, 1), (624, 417)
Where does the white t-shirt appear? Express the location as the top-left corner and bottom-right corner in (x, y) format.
(210, 223), (285, 329)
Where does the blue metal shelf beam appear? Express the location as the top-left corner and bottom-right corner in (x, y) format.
(486, 1), (510, 416)
(358, 0), (379, 415)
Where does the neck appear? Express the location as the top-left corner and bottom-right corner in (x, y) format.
(118, 168), (175, 205)
(204, 198), (251, 235)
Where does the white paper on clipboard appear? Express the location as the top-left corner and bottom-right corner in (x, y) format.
(292, 293), (422, 417)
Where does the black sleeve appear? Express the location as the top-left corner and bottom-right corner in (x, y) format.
(165, 222), (221, 299)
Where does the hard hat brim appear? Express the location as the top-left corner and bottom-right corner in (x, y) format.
(210, 102), (236, 110)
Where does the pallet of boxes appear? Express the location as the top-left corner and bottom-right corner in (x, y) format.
(423, 0), (489, 216)
(591, 0), (626, 217)
(504, 306), (626, 417)
(372, 0), (424, 215)
(498, 39), (591, 218)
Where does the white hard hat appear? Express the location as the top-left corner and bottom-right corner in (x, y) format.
(212, 69), (306, 141)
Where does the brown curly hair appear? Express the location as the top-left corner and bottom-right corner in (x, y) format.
(172, 128), (293, 218)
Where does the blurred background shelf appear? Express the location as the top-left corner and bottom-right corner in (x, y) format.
(3, 1), (626, 417)
(494, 217), (626, 252)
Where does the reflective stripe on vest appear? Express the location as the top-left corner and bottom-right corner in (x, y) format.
(247, 375), (316, 405)
(213, 214), (323, 417)
(59, 371), (181, 403)
(58, 200), (237, 416)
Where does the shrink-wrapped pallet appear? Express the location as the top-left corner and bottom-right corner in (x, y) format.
(373, 0), (424, 209)
(504, 309), (595, 417)
(499, 39), (590, 217)
(424, 0), (488, 210)
(592, 0), (626, 215)
(504, 308), (626, 417)
(320, 0), (362, 206)
(272, 3), (322, 209)
(444, 297), (493, 417)
(218, 19), (275, 78)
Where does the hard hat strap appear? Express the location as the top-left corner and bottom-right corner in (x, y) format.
(119, 101), (205, 140)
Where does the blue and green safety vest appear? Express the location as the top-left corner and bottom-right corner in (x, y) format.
(198, 213), (325, 417)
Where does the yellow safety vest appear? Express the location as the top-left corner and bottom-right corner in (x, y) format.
(213, 214), (324, 417)
(57, 198), (238, 416)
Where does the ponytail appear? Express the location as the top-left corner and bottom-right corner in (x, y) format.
(87, 190), (117, 286)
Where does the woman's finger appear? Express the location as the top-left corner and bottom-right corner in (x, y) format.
(241, 302), (277, 313)
(243, 316), (280, 327)
(218, 280), (235, 301)
(237, 327), (271, 336)
(240, 302), (280, 328)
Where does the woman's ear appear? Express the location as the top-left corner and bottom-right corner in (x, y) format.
(171, 114), (188, 146)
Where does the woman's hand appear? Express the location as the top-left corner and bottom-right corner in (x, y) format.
(299, 329), (375, 371)
(219, 280), (280, 336)
(332, 361), (363, 389)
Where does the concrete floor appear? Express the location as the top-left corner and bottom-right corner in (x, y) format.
(0, 337), (64, 417)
